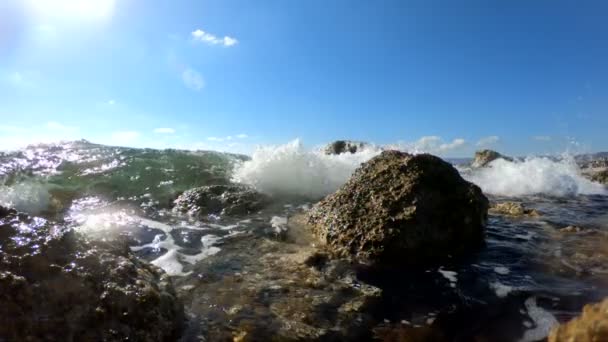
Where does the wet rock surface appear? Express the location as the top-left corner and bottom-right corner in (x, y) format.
(549, 298), (608, 342)
(490, 201), (541, 217)
(173, 184), (269, 218)
(0, 206), (184, 341)
(175, 219), (382, 341)
(307, 150), (489, 267)
(472, 149), (513, 168)
(323, 140), (369, 155)
(589, 169), (608, 185)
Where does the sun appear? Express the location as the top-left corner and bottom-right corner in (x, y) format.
(26, 0), (116, 21)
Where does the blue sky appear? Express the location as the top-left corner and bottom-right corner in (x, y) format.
(0, 0), (607, 156)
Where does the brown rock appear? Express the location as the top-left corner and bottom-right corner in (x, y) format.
(472, 150), (513, 168)
(324, 140), (369, 155)
(307, 151), (489, 266)
(489, 202), (541, 217)
(549, 298), (608, 342)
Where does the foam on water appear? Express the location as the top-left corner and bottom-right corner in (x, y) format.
(519, 297), (558, 342)
(233, 139), (381, 199)
(73, 208), (225, 276)
(466, 157), (607, 197)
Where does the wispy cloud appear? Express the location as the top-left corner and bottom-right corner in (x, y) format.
(153, 127), (175, 134)
(191, 29), (238, 47)
(182, 68), (204, 91)
(107, 99), (116, 105)
(533, 136), (552, 141)
(476, 135), (500, 147)
(207, 134), (248, 142)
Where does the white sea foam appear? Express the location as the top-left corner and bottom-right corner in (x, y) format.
(490, 281), (513, 298)
(0, 182), (50, 214)
(438, 268), (458, 288)
(74, 209), (224, 276)
(465, 157), (607, 197)
(233, 139), (381, 199)
(519, 297), (558, 342)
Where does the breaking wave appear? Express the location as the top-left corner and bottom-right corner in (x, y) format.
(233, 139), (381, 199)
(465, 157), (607, 197)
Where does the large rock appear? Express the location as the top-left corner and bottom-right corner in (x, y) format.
(307, 151), (489, 266)
(589, 169), (608, 185)
(324, 140), (369, 155)
(549, 298), (608, 342)
(472, 149), (512, 168)
(0, 206), (183, 341)
(173, 184), (269, 217)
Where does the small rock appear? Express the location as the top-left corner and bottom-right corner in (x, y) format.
(489, 202), (540, 217)
(472, 149), (513, 168)
(323, 140), (369, 155)
(173, 184), (269, 217)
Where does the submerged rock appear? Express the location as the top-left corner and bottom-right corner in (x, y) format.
(324, 140), (369, 155)
(549, 298), (608, 342)
(489, 201), (541, 217)
(173, 184), (269, 217)
(307, 150), (488, 266)
(472, 149), (512, 168)
(0, 206), (183, 341)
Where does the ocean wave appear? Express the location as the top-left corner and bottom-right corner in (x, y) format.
(465, 157), (607, 197)
(232, 139), (381, 199)
(0, 182), (51, 214)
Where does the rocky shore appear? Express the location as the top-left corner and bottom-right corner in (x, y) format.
(0, 206), (184, 341)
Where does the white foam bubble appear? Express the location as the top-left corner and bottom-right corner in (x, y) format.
(73, 209), (224, 277)
(519, 297), (558, 342)
(465, 156), (607, 197)
(438, 268), (458, 288)
(0, 182), (50, 214)
(490, 281), (513, 298)
(233, 139), (381, 199)
(494, 266), (511, 275)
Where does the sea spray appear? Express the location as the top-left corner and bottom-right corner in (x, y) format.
(465, 156), (607, 197)
(232, 139), (381, 199)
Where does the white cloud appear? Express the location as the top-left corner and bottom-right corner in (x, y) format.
(533, 136), (552, 141)
(476, 135), (500, 147)
(207, 134), (248, 142)
(107, 99), (116, 105)
(387, 136), (467, 155)
(439, 138), (466, 152)
(46, 121), (78, 132)
(191, 29), (238, 47)
(182, 68), (204, 91)
(153, 127), (175, 134)
(111, 131), (140, 145)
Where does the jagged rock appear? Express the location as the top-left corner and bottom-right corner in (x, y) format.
(472, 149), (512, 168)
(324, 140), (369, 155)
(489, 202), (541, 217)
(549, 298), (608, 342)
(589, 169), (608, 185)
(173, 184), (269, 217)
(0, 206), (184, 341)
(307, 151), (488, 266)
